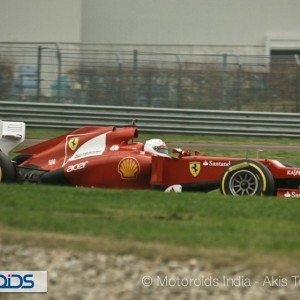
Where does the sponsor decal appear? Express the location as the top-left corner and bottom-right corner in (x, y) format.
(189, 162), (201, 177)
(110, 145), (119, 151)
(0, 271), (47, 293)
(68, 137), (79, 151)
(72, 151), (101, 160)
(284, 191), (300, 197)
(202, 160), (231, 167)
(118, 157), (140, 179)
(66, 133), (107, 164)
(287, 169), (300, 177)
(66, 161), (88, 173)
(48, 159), (56, 166)
(165, 185), (182, 192)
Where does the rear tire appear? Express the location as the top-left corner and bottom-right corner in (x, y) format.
(12, 154), (32, 165)
(0, 152), (16, 183)
(220, 160), (276, 196)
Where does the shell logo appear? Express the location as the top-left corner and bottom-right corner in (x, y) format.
(118, 157), (140, 179)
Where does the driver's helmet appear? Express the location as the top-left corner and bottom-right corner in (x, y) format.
(144, 139), (169, 157)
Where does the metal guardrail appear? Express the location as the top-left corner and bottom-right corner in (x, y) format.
(0, 101), (300, 137)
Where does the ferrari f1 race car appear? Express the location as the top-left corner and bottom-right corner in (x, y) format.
(0, 120), (299, 197)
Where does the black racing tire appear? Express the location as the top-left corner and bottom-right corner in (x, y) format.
(220, 160), (276, 196)
(12, 154), (32, 165)
(40, 168), (70, 185)
(0, 152), (16, 183)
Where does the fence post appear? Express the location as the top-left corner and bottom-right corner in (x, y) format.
(222, 53), (228, 110)
(55, 43), (61, 102)
(176, 55), (182, 108)
(56, 46), (62, 103)
(131, 49), (138, 106)
(294, 54), (300, 112)
(36, 46), (42, 102)
(116, 53), (123, 105)
(235, 55), (241, 110)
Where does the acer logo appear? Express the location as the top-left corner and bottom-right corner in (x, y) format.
(67, 161), (88, 173)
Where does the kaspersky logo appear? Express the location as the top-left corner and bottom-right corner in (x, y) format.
(287, 170), (300, 177)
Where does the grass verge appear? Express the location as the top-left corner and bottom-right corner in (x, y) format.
(26, 128), (300, 145)
(24, 128), (300, 165)
(1, 184), (300, 271)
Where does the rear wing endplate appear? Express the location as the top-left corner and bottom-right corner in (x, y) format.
(0, 120), (26, 155)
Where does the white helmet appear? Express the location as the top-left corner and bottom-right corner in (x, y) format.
(144, 139), (169, 157)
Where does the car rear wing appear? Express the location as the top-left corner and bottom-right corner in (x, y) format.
(0, 120), (26, 155)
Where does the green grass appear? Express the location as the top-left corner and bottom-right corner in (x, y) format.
(24, 128), (300, 164)
(26, 128), (69, 139)
(141, 132), (300, 145)
(4, 128), (300, 270)
(26, 127), (300, 145)
(21, 128), (300, 166)
(1, 184), (300, 264)
(198, 149), (300, 166)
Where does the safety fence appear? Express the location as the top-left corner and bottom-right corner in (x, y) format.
(0, 43), (300, 112)
(0, 101), (299, 137)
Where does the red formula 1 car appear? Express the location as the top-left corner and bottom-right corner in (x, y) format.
(0, 121), (299, 197)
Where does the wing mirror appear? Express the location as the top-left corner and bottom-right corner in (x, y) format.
(172, 148), (191, 158)
(172, 148), (183, 154)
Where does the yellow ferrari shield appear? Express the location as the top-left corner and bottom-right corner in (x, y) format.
(189, 162), (201, 177)
(68, 137), (79, 151)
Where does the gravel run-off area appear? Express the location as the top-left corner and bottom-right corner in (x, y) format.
(0, 242), (299, 300)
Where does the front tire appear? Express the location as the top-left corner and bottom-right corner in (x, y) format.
(220, 160), (276, 196)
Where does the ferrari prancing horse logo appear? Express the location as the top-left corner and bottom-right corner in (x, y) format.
(189, 162), (201, 177)
(68, 137), (79, 151)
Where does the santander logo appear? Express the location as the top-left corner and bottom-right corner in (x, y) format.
(202, 160), (230, 167)
(284, 191), (300, 197)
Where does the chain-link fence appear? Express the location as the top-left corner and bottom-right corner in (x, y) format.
(0, 43), (300, 112)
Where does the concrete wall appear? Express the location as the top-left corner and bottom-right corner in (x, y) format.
(0, 0), (82, 42)
(81, 0), (300, 54)
(0, 0), (300, 55)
